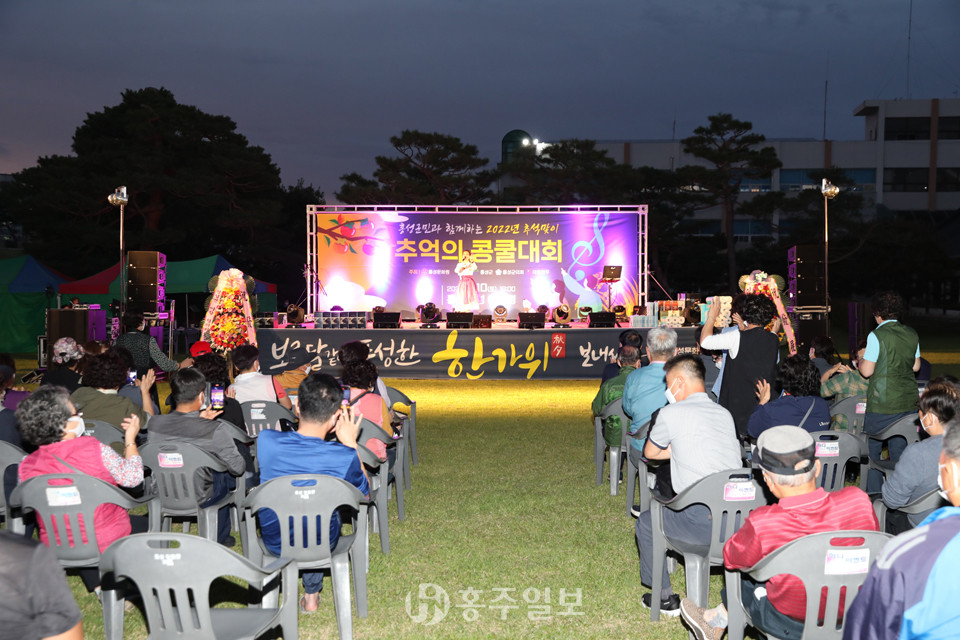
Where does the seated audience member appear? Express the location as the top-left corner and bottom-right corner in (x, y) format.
(807, 335), (841, 378)
(70, 350), (153, 427)
(192, 352), (246, 431)
(621, 327), (678, 504)
(859, 290), (922, 493)
(747, 354), (831, 439)
(592, 345), (640, 453)
(701, 294), (779, 440)
(41, 337), (85, 393)
(881, 381), (960, 534)
(255, 372), (370, 614)
(342, 359), (396, 462)
(338, 341), (392, 401)
(601, 330), (644, 383)
(635, 354), (742, 617)
(0, 531), (83, 639)
(0, 365), (22, 448)
(229, 344), (293, 410)
(147, 368), (246, 546)
(189, 340), (213, 359)
(17, 386), (146, 591)
(113, 346), (161, 415)
(679, 425), (879, 640)
(0, 354), (29, 412)
(820, 338), (869, 431)
(843, 418), (960, 639)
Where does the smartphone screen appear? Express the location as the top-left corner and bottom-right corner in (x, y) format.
(341, 386), (351, 406)
(210, 384), (225, 411)
(127, 370), (138, 385)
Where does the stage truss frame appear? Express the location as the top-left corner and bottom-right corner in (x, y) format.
(305, 204), (649, 316)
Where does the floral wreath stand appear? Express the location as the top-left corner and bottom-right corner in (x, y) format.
(201, 268), (257, 352)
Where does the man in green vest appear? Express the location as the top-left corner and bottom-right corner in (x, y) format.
(859, 290), (921, 493)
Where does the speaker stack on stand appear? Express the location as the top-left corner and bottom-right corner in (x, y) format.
(787, 244), (827, 348)
(127, 251), (167, 313)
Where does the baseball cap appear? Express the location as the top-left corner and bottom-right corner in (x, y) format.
(756, 425), (816, 476)
(190, 341), (213, 358)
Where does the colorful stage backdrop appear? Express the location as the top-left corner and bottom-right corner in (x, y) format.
(306, 205), (648, 317)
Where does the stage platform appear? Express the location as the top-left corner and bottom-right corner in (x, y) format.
(257, 324), (699, 380)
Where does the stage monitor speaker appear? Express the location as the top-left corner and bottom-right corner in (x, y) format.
(446, 312), (474, 330)
(588, 311), (617, 328)
(373, 312), (402, 329)
(787, 244), (825, 308)
(472, 314), (492, 329)
(518, 312), (545, 329)
(46, 309), (107, 366)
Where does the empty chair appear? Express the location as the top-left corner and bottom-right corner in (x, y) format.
(387, 386), (417, 491)
(241, 400), (297, 437)
(139, 441), (245, 541)
(100, 532), (298, 640)
(241, 474), (368, 640)
(873, 488), (947, 533)
(725, 530), (891, 640)
(0, 441), (26, 529)
(595, 397), (629, 496)
(649, 468), (770, 621)
(809, 431), (866, 492)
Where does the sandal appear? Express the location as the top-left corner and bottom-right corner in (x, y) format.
(299, 595), (318, 615)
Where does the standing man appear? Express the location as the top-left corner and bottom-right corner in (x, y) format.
(859, 291), (921, 493)
(635, 354), (742, 616)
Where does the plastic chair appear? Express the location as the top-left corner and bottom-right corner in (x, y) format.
(139, 441), (245, 541)
(649, 468), (770, 621)
(828, 395), (867, 436)
(873, 488), (946, 532)
(725, 530), (892, 640)
(865, 414), (920, 482)
(809, 431), (866, 492)
(240, 400), (298, 437)
(353, 443), (392, 555)
(624, 420), (652, 517)
(100, 532), (298, 640)
(85, 419), (126, 448)
(387, 386), (417, 491)
(594, 398), (629, 495)
(8, 473), (154, 640)
(241, 475), (368, 640)
(358, 418), (405, 522)
(0, 441), (26, 529)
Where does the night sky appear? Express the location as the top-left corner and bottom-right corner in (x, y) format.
(1, 1), (957, 201)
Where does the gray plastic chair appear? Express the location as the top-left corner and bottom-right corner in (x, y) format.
(649, 468), (770, 621)
(100, 532), (298, 640)
(828, 395), (867, 436)
(387, 386), (417, 491)
(595, 398), (629, 495)
(241, 474), (368, 640)
(9, 473), (154, 640)
(809, 431), (866, 492)
(624, 420), (652, 517)
(139, 441), (245, 541)
(0, 441), (26, 529)
(358, 417), (405, 522)
(725, 530), (892, 640)
(873, 488), (946, 532)
(240, 400), (298, 437)
(354, 442), (392, 555)
(85, 419), (126, 448)
(866, 414), (920, 482)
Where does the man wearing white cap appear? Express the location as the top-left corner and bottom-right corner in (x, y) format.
(680, 425), (878, 640)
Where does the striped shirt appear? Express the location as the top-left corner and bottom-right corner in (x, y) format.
(723, 486), (879, 620)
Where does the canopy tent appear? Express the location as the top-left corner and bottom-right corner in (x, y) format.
(0, 255), (68, 353)
(59, 255), (278, 321)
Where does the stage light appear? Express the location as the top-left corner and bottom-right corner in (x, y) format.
(522, 138), (531, 146)
(552, 304), (571, 326)
(578, 306), (593, 319)
(372, 305), (385, 314)
(493, 305), (508, 323)
(419, 302), (441, 325)
(536, 304), (550, 315)
(613, 304), (627, 321)
(286, 304), (305, 324)
(330, 305), (344, 312)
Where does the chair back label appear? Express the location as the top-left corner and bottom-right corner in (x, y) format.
(723, 482), (756, 501)
(824, 548), (870, 575)
(295, 488), (316, 500)
(153, 552), (182, 567)
(856, 402), (866, 414)
(816, 442), (840, 457)
(250, 406), (267, 419)
(46, 486), (81, 506)
(158, 452), (184, 468)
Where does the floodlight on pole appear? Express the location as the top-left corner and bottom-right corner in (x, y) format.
(108, 186), (129, 322)
(820, 179), (839, 333)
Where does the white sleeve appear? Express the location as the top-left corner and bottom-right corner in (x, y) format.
(701, 329), (741, 359)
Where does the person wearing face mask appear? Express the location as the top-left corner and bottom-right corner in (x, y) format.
(842, 416), (960, 640)
(879, 380), (960, 534)
(634, 353), (742, 617)
(15, 386), (146, 592)
(228, 344), (293, 410)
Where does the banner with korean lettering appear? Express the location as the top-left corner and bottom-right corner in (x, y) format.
(257, 327), (699, 380)
(307, 207), (642, 317)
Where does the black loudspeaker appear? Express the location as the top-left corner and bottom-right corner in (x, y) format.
(472, 314), (492, 329)
(792, 310), (827, 352)
(127, 251), (167, 312)
(372, 312), (402, 329)
(787, 245), (825, 308)
(446, 312), (474, 330)
(518, 312), (545, 329)
(588, 311), (617, 328)
(46, 309), (107, 366)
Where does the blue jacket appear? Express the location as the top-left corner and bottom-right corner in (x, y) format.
(621, 362), (667, 451)
(746, 394), (832, 439)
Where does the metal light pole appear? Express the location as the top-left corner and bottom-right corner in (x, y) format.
(820, 179), (839, 334)
(108, 186), (129, 323)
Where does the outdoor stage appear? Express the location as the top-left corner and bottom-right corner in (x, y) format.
(257, 324), (699, 379)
